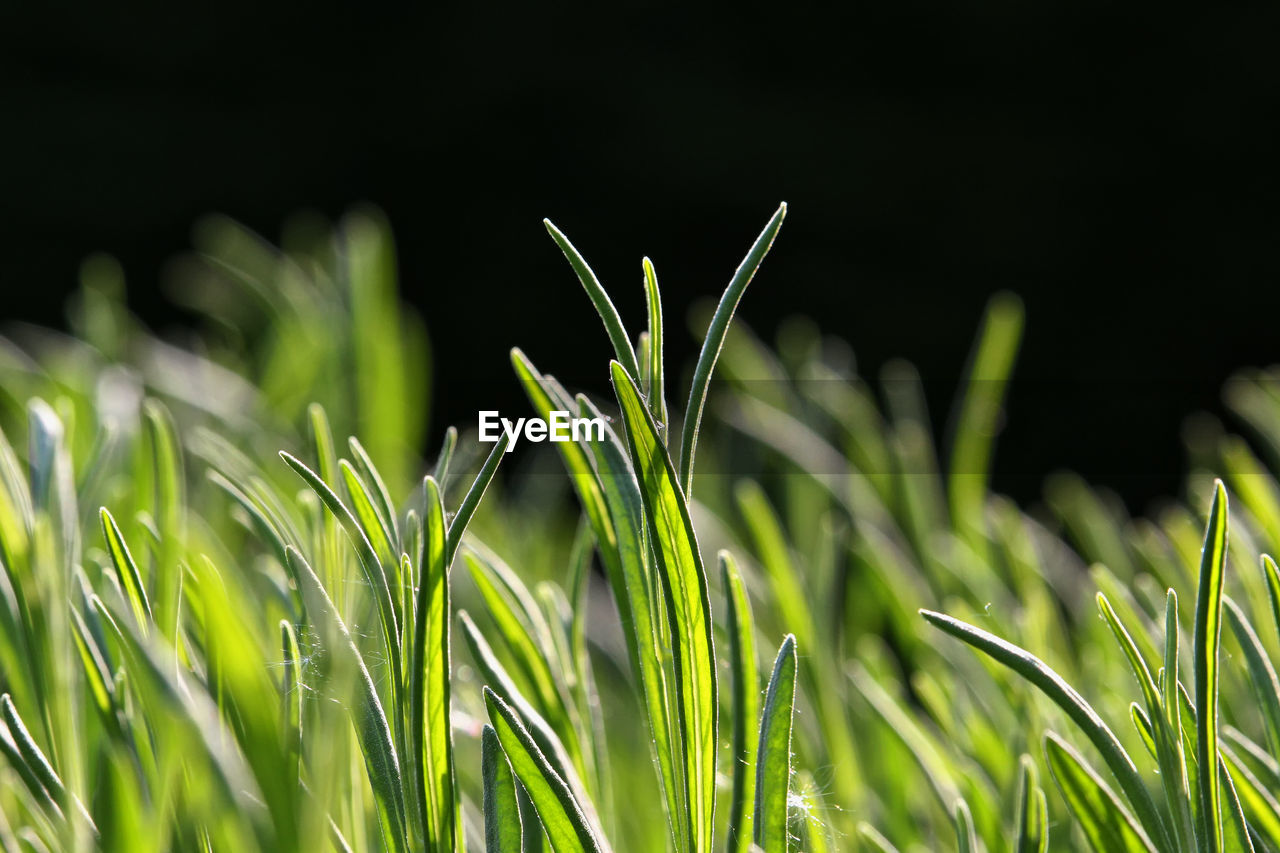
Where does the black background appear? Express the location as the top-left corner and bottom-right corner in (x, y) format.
(4, 2), (1280, 510)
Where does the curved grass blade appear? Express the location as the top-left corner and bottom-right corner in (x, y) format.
(483, 725), (523, 853)
(483, 688), (607, 853)
(611, 361), (717, 853)
(954, 798), (978, 853)
(286, 547), (407, 853)
(754, 634), (797, 853)
(410, 477), (457, 852)
(445, 434), (510, 567)
(641, 257), (667, 430)
(1194, 480), (1229, 853)
(1044, 732), (1157, 853)
(98, 508), (151, 632)
(920, 609), (1173, 853)
(678, 202), (786, 496)
(1015, 754), (1049, 853)
(723, 551), (758, 853)
(339, 459), (402, 598)
(543, 219), (641, 382)
(280, 451), (402, 694)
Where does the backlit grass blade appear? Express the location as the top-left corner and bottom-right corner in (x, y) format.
(723, 551), (758, 853)
(642, 257), (667, 430)
(445, 434), (510, 566)
(611, 361), (717, 853)
(1263, 555), (1280, 642)
(954, 799), (977, 853)
(0, 695), (74, 820)
(678, 202), (786, 496)
(410, 477), (457, 853)
(1160, 589), (1196, 850)
(280, 450), (402, 690)
(1194, 480), (1229, 853)
(348, 436), (400, 550)
(483, 725), (523, 853)
(286, 546), (408, 853)
(1015, 755), (1049, 853)
(142, 399), (183, 640)
(483, 688), (608, 853)
(98, 508), (151, 632)
(543, 219), (641, 382)
(1097, 591), (1196, 850)
(920, 609), (1173, 853)
(1223, 598), (1280, 759)
(1044, 732), (1157, 853)
(340, 459), (402, 599)
(754, 634), (797, 853)
(459, 613), (606, 843)
(433, 426), (459, 490)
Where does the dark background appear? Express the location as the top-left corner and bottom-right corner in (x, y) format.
(4, 2), (1280, 511)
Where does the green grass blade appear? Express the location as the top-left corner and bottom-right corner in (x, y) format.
(410, 477), (458, 853)
(678, 202), (786, 496)
(920, 609), (1173, 853)
(483, 688), (608, 853)
(348, 436), (401, 550)
(1098, 591), (1196, 850)
(1044, 732), (1158, 853)
(1194, 480), (1229, 853)
(543, 219), (641, 382)
(286, 546), (408, 853)
(754, 634), (797, 853)
(1015, 754), (1049, 853)
(339, 459), (402, 601)
(141, 399), (183, 640)
(279, 619), (302, 784)
(280, 450), (402, 686)
(483, 725), (524, 853)
(445, 434), (510, 567)
(98, 508), (151, 632)
(1263, 555), (1280, 644)
(641, 257), (667, 431)
(1223, 598), (1280, 760)
(723, 551), (758, 853)
(433, 426), (459, 491)
(954, 798), (978, 853)
(611, 361), (717, 853)
(947, 292), (1023, 556)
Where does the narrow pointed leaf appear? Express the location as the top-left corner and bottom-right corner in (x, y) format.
(1044, 732), (1157, 853)
(754, 634), (797, 853)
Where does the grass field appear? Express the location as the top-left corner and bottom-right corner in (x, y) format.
(1, 205), (1280, 852)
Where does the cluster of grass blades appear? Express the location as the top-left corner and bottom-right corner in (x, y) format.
(1, 204), (1280, 852)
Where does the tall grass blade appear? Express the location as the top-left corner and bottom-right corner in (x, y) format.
(754, 634), (797, 853)
(677, 202), (786, 496)
(611, 361), (717, 853)
(98, 508), (152, 632)
(723, 551), (758, 853)
(641, 257), (667, 430)
(1194, 480), (1229, 853)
